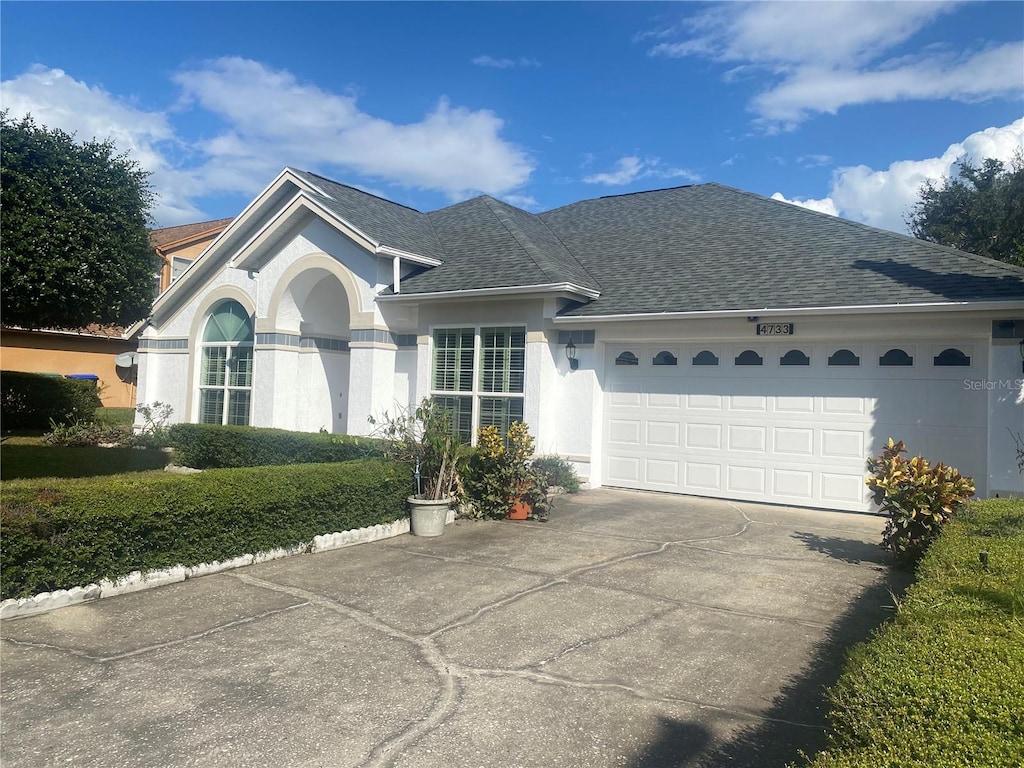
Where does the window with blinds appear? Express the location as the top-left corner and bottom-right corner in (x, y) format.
(431, 326), (527, 443)
(198, 301), (254, 426)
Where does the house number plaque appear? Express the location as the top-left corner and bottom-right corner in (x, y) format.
(756, 322), (794, 336)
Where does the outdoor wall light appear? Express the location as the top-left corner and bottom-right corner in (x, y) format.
(566, 339), (579, 370)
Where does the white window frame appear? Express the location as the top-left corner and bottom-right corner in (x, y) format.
(196, 303), (254, 426)
(429, 324), (527, 444)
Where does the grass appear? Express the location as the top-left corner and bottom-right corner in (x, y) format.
(1, 443), (169, 480)
(803, 497), (1024, 768)
(93, 407), (136, 427)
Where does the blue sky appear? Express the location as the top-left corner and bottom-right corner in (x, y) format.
(2, 1), (1022, 231)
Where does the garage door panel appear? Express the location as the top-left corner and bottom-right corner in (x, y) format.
(775, 395), (815, 414)
(685, 423), (722, 450)
(774, 427), (814, 456)
(645, 458), (680, 486)
(647, 421), (680, 447)
(687, 393), (722, 410)
(608, 419), (641, 445)
(820, 473), (867, 504)
(822, 396), (866, 415)
(821, 430), (865, 460)
(685, 462), (722, 490)
(647, 392), (681, 409)
(728, 425), (767, 453)
(727, 465), (766, 494)
(773, 469), (814, 499)
(729, 395), (767, 412)
(607, 455), (641, 483)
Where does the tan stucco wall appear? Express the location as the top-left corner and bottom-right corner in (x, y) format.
(0, 330), (138, 408)
(158, 234), (221, 293)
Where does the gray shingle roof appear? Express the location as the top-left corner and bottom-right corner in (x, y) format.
(539, 183), (1024, 316)
(290, 170), (446, 262)
(289, 170), (1024, 313)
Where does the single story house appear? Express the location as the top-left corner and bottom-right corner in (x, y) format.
(132, 168), (1024, 512)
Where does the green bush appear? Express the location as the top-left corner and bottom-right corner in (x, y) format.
(866, 438), (975, 565)
(1, 371), (102, 432)
(41, 420), (131, 447)
(803, 498), (1024, 768)
(0, 444), (169, 481)
(0, 459), (412, 599)
(532, 455), (581, 493)
(168, 423), (385, 469)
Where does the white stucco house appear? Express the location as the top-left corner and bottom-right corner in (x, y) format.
(132, 168), (1024, 512)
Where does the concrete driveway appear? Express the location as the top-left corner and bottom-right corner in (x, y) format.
(0, 489), (908, 768)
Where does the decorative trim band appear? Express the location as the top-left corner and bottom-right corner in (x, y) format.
(350, 329), (418, 347)
(255, 333), (350, 352)
(138, 338), (189, 350)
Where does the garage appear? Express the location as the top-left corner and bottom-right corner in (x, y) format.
(602, 340), (988, 512)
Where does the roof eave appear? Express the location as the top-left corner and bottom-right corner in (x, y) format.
(377, 282), (601, 302)
(554, 299), (1024, 323)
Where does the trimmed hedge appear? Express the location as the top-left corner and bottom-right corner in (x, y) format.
(168, 423), (386, 469)
(1, 371), (102, 432)
(0, 459), (412, 600)
(804, 498), (1024, 768)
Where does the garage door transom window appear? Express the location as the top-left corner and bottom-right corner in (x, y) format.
(432, 326), (526, 443)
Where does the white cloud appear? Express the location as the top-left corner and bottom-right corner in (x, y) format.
(500, 193), (540, 210)
(583, 155), (701, 185)
(472, 55), (541, 69)
(173, 57), (534, 200)
(1, 58), (535, 224)
(770, 192), (839, 216)
(647, 2), (1023, 128)
(773, 118), (1024, 233)
(0, 65), (205, 224)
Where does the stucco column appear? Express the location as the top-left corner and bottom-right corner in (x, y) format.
(347, 339), (396, 436)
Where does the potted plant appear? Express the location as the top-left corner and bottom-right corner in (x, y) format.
(369, 399), (467, 536)
(468, 422), (550, 520)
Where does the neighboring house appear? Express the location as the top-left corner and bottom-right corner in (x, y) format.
(0, 325), (138, 408)
(151, 217), (234, 294)
(131, 168), (1024, 511)
(0, 218), (233, 409)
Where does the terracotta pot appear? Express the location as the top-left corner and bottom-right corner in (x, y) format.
(507, 498), (531, 520)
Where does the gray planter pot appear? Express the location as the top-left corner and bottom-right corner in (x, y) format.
(408, 495), (451, 537)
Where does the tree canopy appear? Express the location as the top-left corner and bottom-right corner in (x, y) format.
(1, 112), (160, 329)
(907, 155), (1024, 268)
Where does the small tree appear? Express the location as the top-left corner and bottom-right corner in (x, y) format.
(0, 112), (160, 329)
(907, 154), (1024, 267)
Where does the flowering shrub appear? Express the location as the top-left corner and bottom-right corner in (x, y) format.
(465, 422), (549, 519)
(866, 438), (975, 565)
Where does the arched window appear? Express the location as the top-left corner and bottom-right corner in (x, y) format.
(198, 301), (254, 425)
(652, 350), (678, 366)
(933, 348), (971, 366)
(692, 350), (719, 366)
(734, 350), (763, 366)
(879, 348), (913, 366)
(615, 351), (639, 366)
(780, 349), (810, 366)
(828, 349), (860, 366)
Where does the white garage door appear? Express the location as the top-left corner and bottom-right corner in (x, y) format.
(602, 341), (987, 512)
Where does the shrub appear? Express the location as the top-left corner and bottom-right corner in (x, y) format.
(0, 459), (411, 599)
(41, 420), (132, 447)
(464, 423), (550, 520)
(532, 455), (581, 493)
(866, 438), (975, 565)
(368, 399), (470, 500)
(1, 371), (102, 432)
(168, 423), (385, 469)
(803, 498), (1024, 768)
(0, 444), (169, 481)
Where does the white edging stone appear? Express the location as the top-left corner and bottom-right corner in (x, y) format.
(0, 512), (450, 621)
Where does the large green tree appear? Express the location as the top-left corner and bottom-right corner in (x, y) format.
(907, 155), (1024, 267)
(1, 112), (160, 329)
